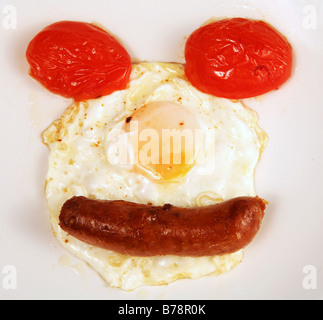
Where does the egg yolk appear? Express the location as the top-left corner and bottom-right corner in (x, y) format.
(124, 101), (201, 181)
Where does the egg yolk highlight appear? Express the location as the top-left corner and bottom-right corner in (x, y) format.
(124, 101), (201, 181)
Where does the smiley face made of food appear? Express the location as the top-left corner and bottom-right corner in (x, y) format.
(26, 19), (292, 290)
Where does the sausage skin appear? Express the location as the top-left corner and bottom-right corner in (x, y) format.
(59, 196), (266, 257)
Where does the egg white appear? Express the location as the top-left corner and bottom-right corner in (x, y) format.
(43, 62), (267, 290)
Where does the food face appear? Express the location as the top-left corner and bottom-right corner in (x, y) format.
(43, 62), (267, 289)
(26, 18), (292, 290)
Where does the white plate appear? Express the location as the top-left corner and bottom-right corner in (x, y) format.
(0, 0), (322, 300)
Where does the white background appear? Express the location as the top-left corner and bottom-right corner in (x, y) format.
(0, 0), (322, 300)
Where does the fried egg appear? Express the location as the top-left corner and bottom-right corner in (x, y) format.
(43, 62), (267, 290)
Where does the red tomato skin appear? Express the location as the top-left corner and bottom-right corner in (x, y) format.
(26, 21), (132, 101)
(185, 18), (293, 99)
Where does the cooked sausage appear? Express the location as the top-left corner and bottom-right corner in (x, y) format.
(59, 196), (266, 257)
